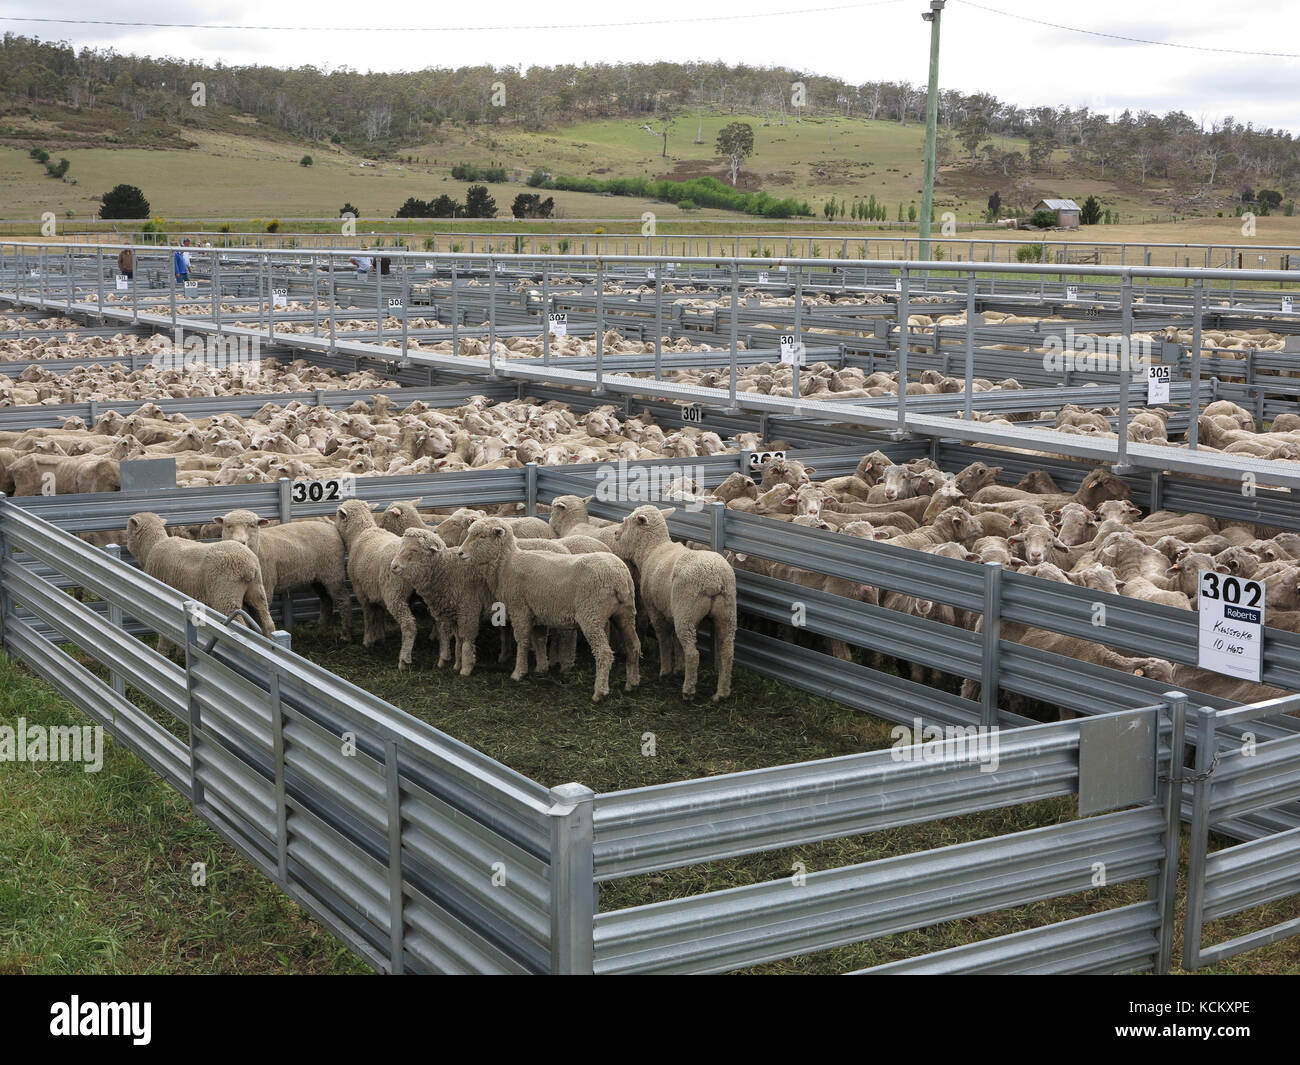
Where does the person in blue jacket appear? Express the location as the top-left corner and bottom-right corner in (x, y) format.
(173, 239), (192, 283)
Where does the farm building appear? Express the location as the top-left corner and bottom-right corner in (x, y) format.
(1035, 198), (1081, 228)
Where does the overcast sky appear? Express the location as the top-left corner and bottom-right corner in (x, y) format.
(4, 0), (1297, 133)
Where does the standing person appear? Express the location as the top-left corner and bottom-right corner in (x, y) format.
(116, 247), (134, 280)
(173, 238), (193, 283)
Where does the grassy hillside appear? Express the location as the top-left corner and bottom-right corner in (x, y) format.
(2, 109), (1188, 229)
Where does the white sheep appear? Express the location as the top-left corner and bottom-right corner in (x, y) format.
(457, 517), (640, 701)
(612, 505), (737, 701)
(334, 499), (420, 668)
(125, 511), (275, 654)
(214, 509), (352, 639)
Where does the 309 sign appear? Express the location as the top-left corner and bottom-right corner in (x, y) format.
(290, 477), (356, 504)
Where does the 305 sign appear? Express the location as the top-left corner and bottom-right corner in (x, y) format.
(290, 477), (356, 504)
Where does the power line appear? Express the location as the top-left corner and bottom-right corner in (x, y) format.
(956, 1), (1300, 59)
(0, 2), (907, 34)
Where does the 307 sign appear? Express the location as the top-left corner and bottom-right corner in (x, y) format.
(290, 477), (356, 504)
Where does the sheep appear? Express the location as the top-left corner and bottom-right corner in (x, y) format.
(125, 511), (275, 655)
(10, 453), (120, 495)
(334, 499), (420, 669)
(545, 495), (619, 546)
(378, 498), (426, 534)
(436, 507), (553, 546)
(214, 509), (352, 639)
(457, 517), (640, 701)
(612, 505), (737, 701)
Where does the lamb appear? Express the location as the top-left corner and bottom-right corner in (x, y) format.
(388, 528), (493, 675)
(611, 505), (736, 701)
(457, 517), (640, 701)
(378, 498), (426, 534)
(881, 507), (978, 551)
(334, 499), (420, 669)
(214, 509), (352, 639)
(125, 511), (275, 655)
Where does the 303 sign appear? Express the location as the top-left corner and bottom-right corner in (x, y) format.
(291, 477), (356, 504)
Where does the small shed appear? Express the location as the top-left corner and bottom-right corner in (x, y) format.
(1035, 199), (1080, 228)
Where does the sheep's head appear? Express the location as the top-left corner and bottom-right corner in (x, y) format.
(391, 529), (446, 576)
(335, 499), (378, 540)
(548, 494), (593, 527)
(614, 505), (674, 550)
(458, 517), (514, 563)
(214, 509), (270, 548)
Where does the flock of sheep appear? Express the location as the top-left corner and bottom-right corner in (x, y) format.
(127, 496), (737, 704)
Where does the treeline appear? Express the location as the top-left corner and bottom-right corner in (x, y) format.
(1, 32), (1295, 204)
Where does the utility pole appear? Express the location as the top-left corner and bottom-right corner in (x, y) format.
(918, 0), (946, 262)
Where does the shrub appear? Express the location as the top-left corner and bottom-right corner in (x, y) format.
(452, 163), (507, 183)
(266, 219), (280, 232)
(1016, 244), (1047, 263)
(396, 197), (432, 218)
(1079, 195), (1102, 225)
(1029, 208), (1056, 228)
(339, 203), (359, 218)
(99, 183), (150, 219)
(29, 147), (49, 163)
(677, 199), (696, 211)
(464, 185), (497, 218)
(526, 168), (547, 187)
(45, 157), (70, 179)
(300, 155), (313, 167)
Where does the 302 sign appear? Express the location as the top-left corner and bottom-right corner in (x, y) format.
(1198, 571), (1265, 682)
(290, 477), (356, 504)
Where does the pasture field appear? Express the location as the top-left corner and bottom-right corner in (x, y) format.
(6, 617), (1295, 974)
(0, 111), (1200, 231)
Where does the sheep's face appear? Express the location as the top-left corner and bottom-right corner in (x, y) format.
(615, 506), (672, 550)
(881, 465), (920, 502)
(335, 500), (376, 538)
(215, 510), (269, 549)
(391, 530), (445, 576)
(458, 519), (512, 564)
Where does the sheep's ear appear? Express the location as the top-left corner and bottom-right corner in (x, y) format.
(581, 495), (594, 504)
(965, 552), (980, 562)
(127, 516), (138, 531)
(635, 513), (649, 525)
(734, 552), (748, 562)
(1132, 667), (1146, 677)
(1053, 538), (1069, 551)
(1116, 579), (1127, 591)
(872, 530), (889, 540)
(258, 518), (272, 527)
(212, 516), (224, 527)
(658, 507), (676, 519)
(1009, 534), (1023, 544)
(1007, 558), (1026, 568)
(1214, 564), (1231, 574)
(804, 466), (815, 475)
(492, 526), (506, 538)
(553, 500), (566, 510)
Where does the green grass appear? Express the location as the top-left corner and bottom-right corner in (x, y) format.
(0, 651), (367, 975)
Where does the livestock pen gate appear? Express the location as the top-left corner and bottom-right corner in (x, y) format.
(2, 484), (1300, 974)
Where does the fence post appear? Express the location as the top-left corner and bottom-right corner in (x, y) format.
(269, 661), (289, 883)
(0, 495), (9, 648)
(525, 462), (538, 517)
(1114, 272), (1134, 474)
(1154, 691), (1187, 975)
(1181, 704), (1219, 971)
(979, 561), (1002, 727)
(1188, 279), (1204, 449)
(895, 266), (910, 437)
(548, 782), (596, 975)
(103, 544), (126, 697)
(277, 477), (294, 631)
(384, 738), (406, 974)
(182, 602), (205, 809)
(709, 500), (726, 554)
